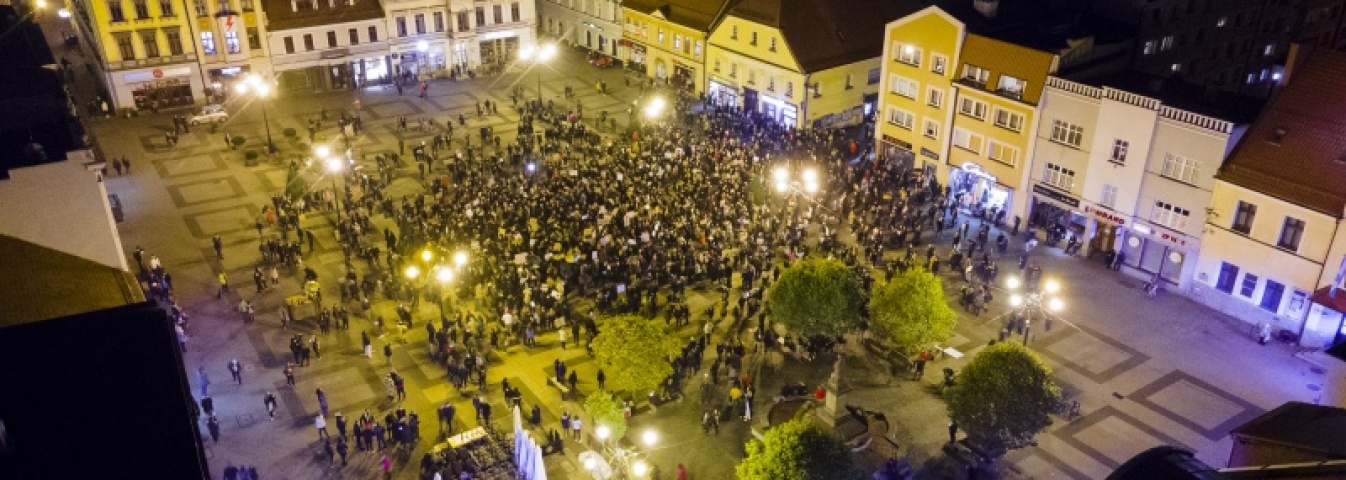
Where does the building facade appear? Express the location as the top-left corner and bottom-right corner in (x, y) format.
(538, 0), (621, 57)
(263, 0), (390, 91)
(188, 0), (272, 99)
(448, 0), (536, 71)
(67, 0), (208, 111)
(621, 0), (731, 94)
(382, 0), (451, 77)
(876, 6), (964, 175)
(1194, 47), (1346, 348)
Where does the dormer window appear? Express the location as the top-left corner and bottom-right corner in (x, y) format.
(1269, 127), (1287, 145)
(961, 64), (989, 85)
(996, 75), (1026, 99)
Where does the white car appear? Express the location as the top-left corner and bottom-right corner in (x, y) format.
(189, 108), (229, 125)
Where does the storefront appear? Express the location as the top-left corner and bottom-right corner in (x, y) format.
(707, 77), (737, 107)
(626, 42), (646, 72)
(392, 41), (447, 77)
(1120, 222), (1196, 286)
(479, 36), (519, 69)
(878, 134), (915, 170)
(1082, 203), (1127, 256)
(1302, 289), (1346, 348)
(124, 66), (196, 111)
(948, 162), (1009, 216)
(757, 93), (797, 128)
(1029, 183), (1085, 239)
(205, 66), (249, 103)
(671, 61), (694, 92)
(356, 56), (389, 84)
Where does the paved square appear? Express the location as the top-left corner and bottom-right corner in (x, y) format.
(154, 153), (227, 179)
(1036, 324), (1150, 383)
(1055, 406), (1191, 469)
(166, 176), (246, 207)
(367, 100), (424, 119)
(182, 204), (261, 238)
(1131, 370), (1264, 440)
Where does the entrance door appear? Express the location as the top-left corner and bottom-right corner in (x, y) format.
(742, 88), (758, 114)
(587, 31), (593, 49)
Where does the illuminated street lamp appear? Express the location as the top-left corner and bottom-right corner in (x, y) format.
(518, 43), (558, 103)
(770, 165), (821, 195)
(235, 74), (277, 153)
(643, 96), (666, 119)
(1004, 275), (1065, 345)
(586, 424), (657, 479)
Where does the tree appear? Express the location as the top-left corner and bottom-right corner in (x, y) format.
(945, 342), (1061, 458)
(583, 390), (627, 442)
(868, 268), (958, 355)
(736, 416), (865, 480)
(284, 164), (307, 200)
(766, 257), (861, 337)
(590, 314), (681, 396)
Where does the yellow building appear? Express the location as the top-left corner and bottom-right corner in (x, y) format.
(705, 0), (926, 128)
(620, 0), (732, 94)
(68, 0), (208, 111)
(186, 0), (272, 98)
(875, 5), (1058, 221)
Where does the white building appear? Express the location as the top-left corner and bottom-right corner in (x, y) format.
(189, 0), (275, 97)
(446, 0), (537, 71)
(537, 0), (622, 57)
(263, 0), (392, 90)
(0, 150), (128, 272)
(1034, 74), (1255, 293)
(1196, 47), (1346, 348)
(383, 0), (451, 77)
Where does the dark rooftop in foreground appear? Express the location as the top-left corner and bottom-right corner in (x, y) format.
(262, 0), (386, 31)
(726, 0), (927, 73)
(0, 5), (82, 178)
(621, 0), (737, 32)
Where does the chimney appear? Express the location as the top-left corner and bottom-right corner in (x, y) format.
(973, 0), (999, 18)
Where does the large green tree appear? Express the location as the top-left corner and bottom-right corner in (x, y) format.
(869, 269), (959, 355)
(736, 416), (865, 480)
(766, 257), (861, 337)
(945, 342), (1061, 458)
(591, 314), (681, 396)
(284, 164), (307, 200)
(583, 390), (627, 442)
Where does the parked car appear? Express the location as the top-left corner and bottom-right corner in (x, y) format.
(588, 51), (615, 68)
(189, 105), (228, 125)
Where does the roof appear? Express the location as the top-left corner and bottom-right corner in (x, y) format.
(1107, 446), (1226, 480)
(1217, 48), (1346, 217)
(1085, 72), (1265, 124)
(0, 234), (143, 328)
(754, 0), (927, 73)
(957, 33), (1057, 105)
(1230, 402), (1346, 459)
(0, 5), (82, 177)
(622, 0), (737, 32)
(263, 0), (386, 31)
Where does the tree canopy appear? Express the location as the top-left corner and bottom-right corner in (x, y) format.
(945, 342), (1061, 458)
(736, 416), (865, 480)
(766, 257), (861, 337)
(583, 390), (627, 442)
(590, 314), (681, 396)
(869, 268), (959, 355)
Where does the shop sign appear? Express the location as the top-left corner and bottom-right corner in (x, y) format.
(881, 135), (912, 150)
(1084, 204), (1126, 226)
(321, 48), (350, 59)
(920, 147), (939, 160)
(124, 66), (191, 82)
(1032, 184), (1079, 208)
(152, 69), (163, 78)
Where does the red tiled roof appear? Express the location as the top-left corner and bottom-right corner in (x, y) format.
(1217, 48), (1346, 218)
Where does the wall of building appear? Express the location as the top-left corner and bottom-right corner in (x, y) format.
(805, 59), (881, 128)
(0, 152), (128, 271)
(875, 7), (964, 172)
(537, 0), (621, 56)
(69, 0), (205, 110)
(622, 9), (708, 93)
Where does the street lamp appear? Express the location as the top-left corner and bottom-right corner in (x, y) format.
(643, 96), (666, 119)
(586, 424), (656, 479)
(770, 165), (821, 195)
(403, 246), (469, 315)
(518, 42), (558, 103)
(1003, 275), (1065, 345)
(236, 74), (277, 154)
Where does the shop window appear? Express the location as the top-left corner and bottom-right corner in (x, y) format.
(511, 2), (520, 22)
(132, 0), (149, 18)
(109, 1), (126, 22)
(992, 108), (1023, 132)
(1215, 262), (1239, 293)
(165, 29), (183, 55)
(140, 31), (159, 57)
(1151, 201), (1189, 229)
(957, 97), (987, 120)
(283, 36), (295, 54)
(1050, 119), (1083, 147)
(1232, 201), (1256, 234)
(1101, 184), (1118, 208)
(888, 74), (917, 98)
(885, 107), (914, 130)
(1240, 273), (1258, 298)
(1260, 280), (1284, 312)
(1110, 139), (1129, 163)
(159, 0), (173, 16)
(1043, 163), (1074, 190)
(1161, 153), (1199, 183)
(201, 31), (217, 55)
(1277, 217), (1305, 251)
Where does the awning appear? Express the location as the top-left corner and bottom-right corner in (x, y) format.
(1310, 287), (1346, 313)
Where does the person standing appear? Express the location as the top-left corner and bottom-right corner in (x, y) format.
(597, 369), (606, 390)
(316, 414), (330, 440)
(206, 414), (221, 442)
(197, 367), (211, 397)
(284, 362), (296, 386)
(571, 415), (582, 440)
(380, 454), (393, 480)
(228, 359), (242, 384)
(335, 436), (348, 466)
(948, 421), (958, 444)
(322, 439), (335, 466)
(217, 271), (229, 298)
(335, 412), (347, 439)
(316, 388), (329, 417)
(384, 343), (393, 365)
(213, 235), (223, 259)
(362, 331), (372, 357)
(263, 391), (277, 420)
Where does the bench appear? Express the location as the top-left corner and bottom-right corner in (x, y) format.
(546, 376), (572, 398)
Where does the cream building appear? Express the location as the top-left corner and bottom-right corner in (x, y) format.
(538, 0), (621, 57)
(262, 0), (391, 90)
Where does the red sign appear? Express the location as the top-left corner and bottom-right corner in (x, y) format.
(152, 69), (163, 78)
(1084, 205), (1126, 226)
(1159, 231), (1188, 247)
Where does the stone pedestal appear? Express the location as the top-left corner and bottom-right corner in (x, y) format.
(816, 384), (846, 427)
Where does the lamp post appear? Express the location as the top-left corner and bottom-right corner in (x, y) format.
(235, 74), (276, 154)
(316, 144), (346, 220)
(585, 425), (657, 479)
(403, 247), (469, 315)
(517, 42), (557, 104)
(1003, 276), (1065, 346)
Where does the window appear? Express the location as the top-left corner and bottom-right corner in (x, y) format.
(475, 7), (485, 26)
(240, 0), (252, 10)
(348, 28), (359, 45)
(845, 73), (853, 89)
(324, 30), (336, 48)
(1143, 40), (1156, 55)
(952, 128), (982, 153)
(216, 0), (228, 12)
(109, 1), (126, 22)
(396, 17), (407, 37)
(283, 36), (295, 54)
(1161, 153), (1199, 183)
(894, 43), (920, 66)
(1043, 163), (1075, 189)
(731, 25), (738, 40)
(988, 141), (1019, 166)
(657, 30), (664, 44)
(961, 64), (989, 85)
(674, 35), (681, 50)
(1232, 201), (1257, 234)
(433, 12), (445, 32)
(997, 75), (1026, 98)
(1110, 139), (1129, 163)
(889, 75), (917, 98)
(133, 0), (149, 18)
(457, 12), (469, 31)
(785, 82), (792, 97)
(165, 29), (183, 55)
(1216, 16), (1227, 27)
(1101, 184), (1118, 208)
(1151, 201), (1190, 229)
(115, 34), (135, 59)
(201, 32), (216, 54)
(368, 26), (378, 42)
(194, 0), (207, 15)
(729, 64), (737, 77)
(867, 67), (880, 85)
(931, 54), (947, 74)
(493, 5), (502, 23)
(226, 30), (241, 53)
(1260, 280), (1285, 312)
(139, 31), (159, 57)
(750, 31), (757, 45)
(957, 97), (987, 119)
(885, 107), (914, 130)
(713, 60), (721, 72)
(1161, 35), (1174, 50)
(159, 0), (173, 16)
(769, 37), (777, 51)
(1240, 273), (1259, 298)
(1263, 43), (1275, 56)
(1215, 262), (1239, 293)
(511, 2), (520, 22)
(1277, 217), (1305, 251)
(415, 14), (426, 34)
(302, 33), (314, 51)
(246, 27), (260, 49)
(927, 87), (943, 108)
(923, 118), (939, 139)
(992, 108), (1023, 132)
(694, 41), (702, 56)
(1171, 63), (1182, 72)
(1050, 119), (1084, 147)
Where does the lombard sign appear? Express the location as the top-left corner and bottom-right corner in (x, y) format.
(1083, 204), (1126, 226)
